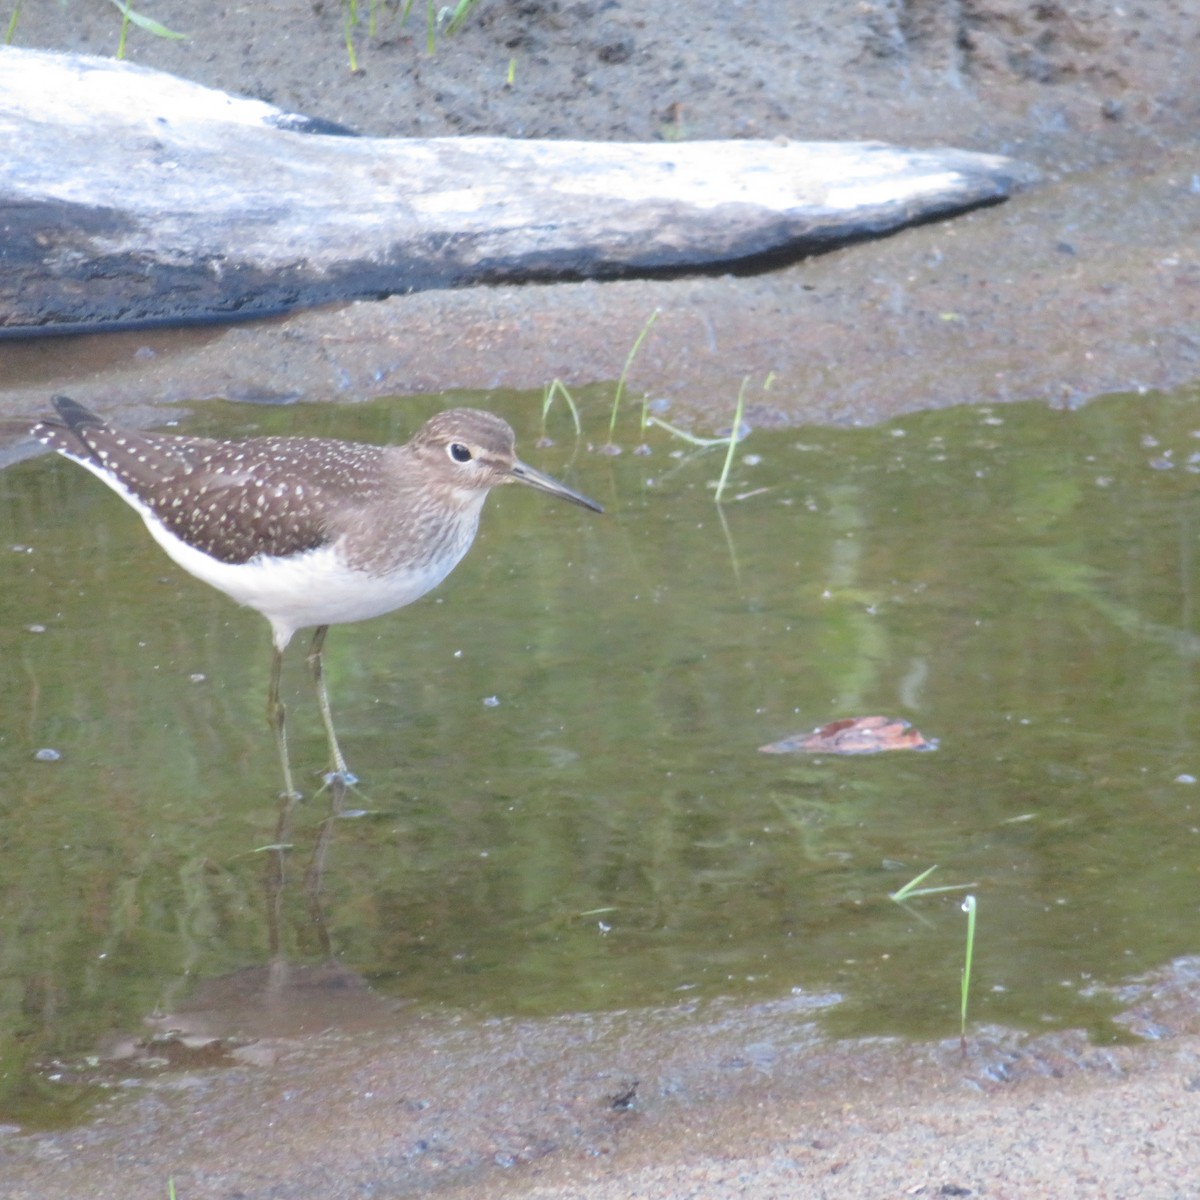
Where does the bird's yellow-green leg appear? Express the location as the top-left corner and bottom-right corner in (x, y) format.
(268, 643), (301, 803)
(307, 624), (357, 788)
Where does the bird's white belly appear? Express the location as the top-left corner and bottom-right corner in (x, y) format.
(147, 526), (461, 648)
(57, 444), (476, 649)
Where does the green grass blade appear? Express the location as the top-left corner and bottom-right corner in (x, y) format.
(121, 10), (185, 38)
(713, 376), (749, 504)
(607, 309), (659, 442)
(960, 893), (977, 1041)
(541, 379), (582, 439)
(106, 0), (186, 40)
(342, 2), (359, 71)
(5, 2), (21, 45)
(889, 864), (939, 902)
(447, 0), (480, 33)
(905, 883), (977, 897)
(643, 417), (727, 447)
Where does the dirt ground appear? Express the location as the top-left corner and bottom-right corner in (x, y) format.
(4, 1), (1200, 1196)
(4, 0), (1200, 429)
(3, 959), (1200, 1199)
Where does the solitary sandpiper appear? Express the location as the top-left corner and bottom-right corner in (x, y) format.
(33, 397), (602, 798)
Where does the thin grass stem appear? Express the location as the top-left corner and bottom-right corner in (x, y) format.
(447, 0), (479, 33)
(890, 864), (978, 903)
(643, 417), (727, 447)
(105, 0), (186, 42)
(606, 309), (659, 442)
(540, 379), (582, 440)
(714, 498), (742, 585)
(4, 2), (21, 44)
(889, 864), (940, 901)
(342, 3), (359, 71)
(713, 375), (749, 504)
(960, 893), (977, 1047)
(905, 883), (976, 897)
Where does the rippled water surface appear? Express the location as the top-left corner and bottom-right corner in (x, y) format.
(1, 387), (1199, 1122)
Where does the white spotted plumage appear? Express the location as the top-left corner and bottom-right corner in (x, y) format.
(51, 446), (481, 651)
(31, 398), (602, 649)
(31, 395), (602, 791)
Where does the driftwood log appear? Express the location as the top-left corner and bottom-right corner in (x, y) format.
(1, 46), (1036, 336)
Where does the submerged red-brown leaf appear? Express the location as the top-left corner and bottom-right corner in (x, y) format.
(759, 715), (937, 755)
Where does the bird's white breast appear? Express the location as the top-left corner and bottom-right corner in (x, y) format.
(62, 450), (472, 650)
(145, 522), (468, 650)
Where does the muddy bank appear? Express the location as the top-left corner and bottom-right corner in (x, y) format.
(3, 958), (1200, 1200)
(2, 0), (1199, 430)
(5, 146), (1200, 430)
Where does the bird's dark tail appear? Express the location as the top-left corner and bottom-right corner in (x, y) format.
(32, 396), (109, 460)
(48, 395), (107, 432)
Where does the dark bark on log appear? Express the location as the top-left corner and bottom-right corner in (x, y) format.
(0, 47), (1037, 336)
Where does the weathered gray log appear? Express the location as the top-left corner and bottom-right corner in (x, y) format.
(0, 46), (1036, 336)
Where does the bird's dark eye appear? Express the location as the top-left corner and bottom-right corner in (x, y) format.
(448, 442), (472, 463)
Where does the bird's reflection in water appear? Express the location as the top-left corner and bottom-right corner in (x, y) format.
(100, 778), (395, 1074)
(265, 770), (353, 965)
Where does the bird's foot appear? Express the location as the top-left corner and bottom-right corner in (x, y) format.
(315, 769), (363, 816)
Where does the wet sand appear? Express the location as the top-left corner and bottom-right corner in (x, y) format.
(3, 1), (1200, 1195)
(3, 961), (1200, 1198)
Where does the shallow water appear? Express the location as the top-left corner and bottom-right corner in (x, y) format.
(1, 387), (1199, 1123)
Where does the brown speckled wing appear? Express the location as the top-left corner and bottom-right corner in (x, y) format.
(36, 417), (391, 566)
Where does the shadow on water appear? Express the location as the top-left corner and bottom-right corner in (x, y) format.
(0, 386), (1199, 1125)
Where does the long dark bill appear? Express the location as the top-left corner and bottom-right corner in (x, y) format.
(510, 460), (604, 513)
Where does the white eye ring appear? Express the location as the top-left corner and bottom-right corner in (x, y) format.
(448, 442), (473, 464)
